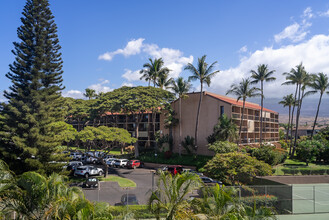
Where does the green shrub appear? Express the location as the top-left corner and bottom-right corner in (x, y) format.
(240, 195), (278, 207)
(138, 152), (211, 170)
(208, 141), (238, 154)
(250, 144), (288, 166)
(181, 136), (195, 155)
(109, 205), (165, 219)
(296, 140), (323, 165)
(279, 140), (288, 150)
(203, 152), (272, 185)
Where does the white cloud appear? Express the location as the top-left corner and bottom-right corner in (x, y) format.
(209, 34), (329, 99)
(303, 7), (313, 19)
(319, 9), (329, 17)
(98, 38), (145, 61)
(238, 45), (248, 53)
(274, 23), (308, 43)
(88, 79), (113, 93)
(62, 90), (84, 99)
(122, 69), (142, 81)
(274, 7), (313, 43)
(99, 38), (193, 80)
(121, 82), (134, 87)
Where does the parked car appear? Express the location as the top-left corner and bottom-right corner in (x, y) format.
(201, 176), (222, 185)
(65, 161), (83, 174)
(74, 166), (103, 178)
(126, 160), (144, 169)
(121, 194), (139, 205)
(114, 159), (129, 168)
(156, 165), (168, 174)
(83, 177), (99, 188)
(104, 155), (114, 162)
(70, 152), (83, 160)
(183, 168), (203, 176)
(106, 158), (117, 167)
(81, 155), (98, 164)
(167, 165), (183, 175)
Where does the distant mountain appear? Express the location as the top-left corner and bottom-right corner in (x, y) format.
(248, 97), (329, 117)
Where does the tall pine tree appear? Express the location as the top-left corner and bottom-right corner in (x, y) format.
(0, 0), (66, 174)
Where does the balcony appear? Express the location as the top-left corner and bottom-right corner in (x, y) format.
(232, 113), (240, 119)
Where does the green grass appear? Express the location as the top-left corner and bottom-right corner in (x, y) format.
(67, 147), (125, 156)
(99, 175), (136, 187)
(273, 159), (329, 175)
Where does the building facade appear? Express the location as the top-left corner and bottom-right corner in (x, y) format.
(166, 92), (279, 156)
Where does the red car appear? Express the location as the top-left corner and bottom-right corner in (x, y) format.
(126, 160), (144, 169)
(167, 165), (183, 175)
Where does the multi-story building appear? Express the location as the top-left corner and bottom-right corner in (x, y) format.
(67, 112), (162, 149)
(166, 91), (279, 156)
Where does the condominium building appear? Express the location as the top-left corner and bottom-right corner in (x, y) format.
(166, 91), (279, 156)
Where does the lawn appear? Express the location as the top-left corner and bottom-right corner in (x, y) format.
(99, 175), (136, 187)
(273, 159), (329, 175)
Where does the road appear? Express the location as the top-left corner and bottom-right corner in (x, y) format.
(83, 167), (156, 205)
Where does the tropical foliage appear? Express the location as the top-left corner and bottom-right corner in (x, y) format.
(186, 55), (219, 148)
(207, 114), (238, 144)
(203, 152), (272, 185)
(208, 141), (239, 154)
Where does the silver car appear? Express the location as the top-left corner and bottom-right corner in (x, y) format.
(74, 166), (103, 178)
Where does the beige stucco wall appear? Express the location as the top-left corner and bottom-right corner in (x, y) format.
(168, 92), (232, 156)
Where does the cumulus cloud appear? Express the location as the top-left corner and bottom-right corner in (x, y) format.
(319, 9), (329, 17)
(98, 38), (145, 61)
(88, 79), (113, 93)
(122, 69), (142, 82)
(274, 7), (313, 43)
(209, 34), (329, 98)
(238, 45), (248, 53)
(99, 38), (193, 80)
(62, 90), (84, 99)
(274, 23), (309, 43)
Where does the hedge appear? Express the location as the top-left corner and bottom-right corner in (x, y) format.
(240, 195), (278, 207)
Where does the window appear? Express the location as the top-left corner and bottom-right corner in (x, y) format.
(220, 106), (224, 116)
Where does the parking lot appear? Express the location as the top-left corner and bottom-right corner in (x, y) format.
(82, 167), (156, 205)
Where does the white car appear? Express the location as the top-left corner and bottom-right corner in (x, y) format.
(114, 159), (129, 168)
(74, 166), (103, 178)
(106, 158), (117, 167)
(70, 152), (82, 160)
(81, 155), (98, 164)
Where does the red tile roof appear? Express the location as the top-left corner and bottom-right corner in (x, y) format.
(204, 91), (278, 114)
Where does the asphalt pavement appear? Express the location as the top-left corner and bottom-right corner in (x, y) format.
(83, 167), (156, 205)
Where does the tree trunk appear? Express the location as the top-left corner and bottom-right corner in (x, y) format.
(311, 92), (323, 139)
(179, 97), (182, 156)
(289, 85), (299, 155)
(291, 84), (302, 157)
(286, 105), (291, 143)
(238, 99), (246, 145)
(260, 82), (264, 145)
(101, 158), (108, 177)
(195, 85), (203, 150)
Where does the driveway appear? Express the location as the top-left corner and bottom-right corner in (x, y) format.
(83, 167), (157, 205)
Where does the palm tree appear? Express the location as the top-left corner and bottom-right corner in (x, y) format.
(140, 58), (170, 87)
(309, 73), (329, 139)
(291, 72), (314, 156)
(171, 77), (191, 155)
(226, 78), (260, 145)
(156, 72), (174, 89)
(185, 55), (219, 148)
(84, 88), (96, 100)
(148, 171), (201, 220)
(250, 64), (276, 145)
(282, 63), (306, 155)
(278, 94), (295, 142)
(207, 114), (238, 144)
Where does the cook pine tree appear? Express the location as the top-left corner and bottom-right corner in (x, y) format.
(0, 0), (66, 174)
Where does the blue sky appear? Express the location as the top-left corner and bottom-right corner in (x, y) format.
(1, 1), (329, 116)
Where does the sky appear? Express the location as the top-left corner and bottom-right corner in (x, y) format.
(1, 0), (329, 116)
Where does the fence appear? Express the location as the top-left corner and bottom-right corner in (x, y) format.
(83, 181), (329, 216)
